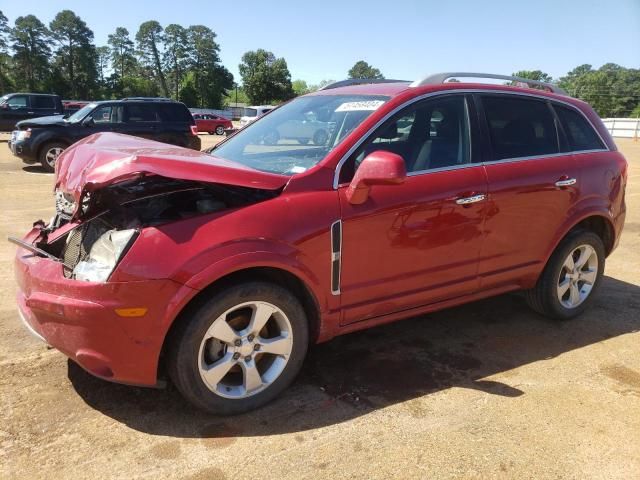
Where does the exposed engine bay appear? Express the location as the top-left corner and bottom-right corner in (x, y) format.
(33, 176), (280, 281)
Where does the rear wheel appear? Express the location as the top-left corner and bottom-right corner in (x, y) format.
(215, 126), (225, 135)
(39, 142), (66, 173)
(525, 230), (605, 320)
(167, 282), (309, 414)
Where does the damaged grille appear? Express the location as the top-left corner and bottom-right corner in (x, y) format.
(61, 220), (110, 278)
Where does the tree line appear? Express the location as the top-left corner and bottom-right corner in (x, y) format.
(0, 10), (235, 108)
(0, 10), (638, 116)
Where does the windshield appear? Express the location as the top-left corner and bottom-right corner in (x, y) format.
(67, 103), (97, 122)
(244, 108), (257, 117)
(213, 95), (389, 175)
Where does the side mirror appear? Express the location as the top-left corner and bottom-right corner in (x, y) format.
(346, 150), (406, 205)
(82, 116), (95, 127)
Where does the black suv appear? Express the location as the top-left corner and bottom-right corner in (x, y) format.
(0, 93), (64, 131)
(8, 98), (201, 172)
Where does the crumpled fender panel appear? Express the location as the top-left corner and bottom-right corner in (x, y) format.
(54, 132), (289, 218)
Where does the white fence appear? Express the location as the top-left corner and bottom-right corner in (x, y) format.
(601, 118), (640, 139)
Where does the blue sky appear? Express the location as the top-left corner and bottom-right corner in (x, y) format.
(2, 0), (639, 85)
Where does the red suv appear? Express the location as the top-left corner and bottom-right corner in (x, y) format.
(12, 73), (627, 414)
(192, 112), (233, 135)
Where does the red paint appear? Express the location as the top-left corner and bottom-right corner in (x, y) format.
(14, 81), (628, 387)
(54, 132), (288, 216)
(192, 113), (233, 134)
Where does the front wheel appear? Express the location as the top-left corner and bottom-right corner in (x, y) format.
(525, 230), (605, 320)
(167, 282), (309, 415)
(39, 142), (66, 173)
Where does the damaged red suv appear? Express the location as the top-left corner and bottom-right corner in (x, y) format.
(13, 73), (627, 414)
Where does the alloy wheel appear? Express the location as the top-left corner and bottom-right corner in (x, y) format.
(45, 147), (64, 168)
(197, 301), (293, 399)
(557, 244), (598, 308)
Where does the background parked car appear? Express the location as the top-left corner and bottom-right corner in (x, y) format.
(239, 105), (274, 127)
(8, 97), (201, 172)
(0, 93), (63, 131)
(192, 113), (233, 135)
(265, 111), (333, 145)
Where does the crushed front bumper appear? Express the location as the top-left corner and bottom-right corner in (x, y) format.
(14, 234), (190, 386)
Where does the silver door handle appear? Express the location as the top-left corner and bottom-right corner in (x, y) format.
(455, 194), (486, 205)
(555, 178), (577, 187)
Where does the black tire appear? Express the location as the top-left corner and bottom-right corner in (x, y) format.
(39, 142), (67, 173)
(167, 282), (309, 415)
(215, 126), (225, 135)
(524, 230), (605, 320)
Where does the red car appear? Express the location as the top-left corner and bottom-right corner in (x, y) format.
(13, 72), (627, 414)
(192, 113), (233, 135)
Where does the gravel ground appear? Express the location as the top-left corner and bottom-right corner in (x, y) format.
(1, 133), (639, 479)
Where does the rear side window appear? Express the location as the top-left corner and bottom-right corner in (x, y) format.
(157, 103), (193, 123)
(31, 96), (55, 109)
(554, 105), (605, 152)
(125, 104), (160, 123)
(481, 95), (559, 160)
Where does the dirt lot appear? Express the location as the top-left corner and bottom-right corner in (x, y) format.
(1, 134), (639, 479)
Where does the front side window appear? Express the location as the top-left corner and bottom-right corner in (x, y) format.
(89, 105), (122, 123)
(212, 94), (389, 175)
(340, 95), (471, 182)
(7, 95), (28, 109)
(67, 103), (97, 123)
(481, 95), (559, 160)
(554, 104), (605, 152)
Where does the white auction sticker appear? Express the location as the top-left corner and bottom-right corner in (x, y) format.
(335, 100), (385, 112)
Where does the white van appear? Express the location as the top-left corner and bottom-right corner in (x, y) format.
(239, 105), (275, 126)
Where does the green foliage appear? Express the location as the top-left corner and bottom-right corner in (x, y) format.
(108, 27), (137, 87)
(223, 86), (249, 106)
(292, 79), (309, 96)
(186, 25), (233, 108)
(559, 64), (640, 117)
(10, 15), (51, 92)
(136, 20), (168, 97)
(511, 70), (553, 82)
(163, 24), (189, 99)
(239, 49), (293, 104)
(49, 10), (97, 98)
(0, 10), (11, 93)
(348, 60), (384, 79)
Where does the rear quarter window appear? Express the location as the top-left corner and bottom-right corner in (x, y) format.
(157, 103), (194, 123)
(554, 104), (605, 152)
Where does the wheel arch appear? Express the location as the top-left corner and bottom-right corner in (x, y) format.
(37, 137), (71, 161)
(158, 266), (322, 379)
(544, 212), (615, 268)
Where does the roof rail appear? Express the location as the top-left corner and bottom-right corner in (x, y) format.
(410, 72), (567, 95)
(318, 78), (410, 91)
(121, 96), (175, 102)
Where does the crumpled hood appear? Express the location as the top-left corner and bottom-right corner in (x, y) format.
(17, 115), (66, 128)
(55, 132), (289, 211)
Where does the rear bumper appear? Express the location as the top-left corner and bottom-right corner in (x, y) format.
(14, 236), (190, 386)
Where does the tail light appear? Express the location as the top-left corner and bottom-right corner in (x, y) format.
(190, 125), (198, 136)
